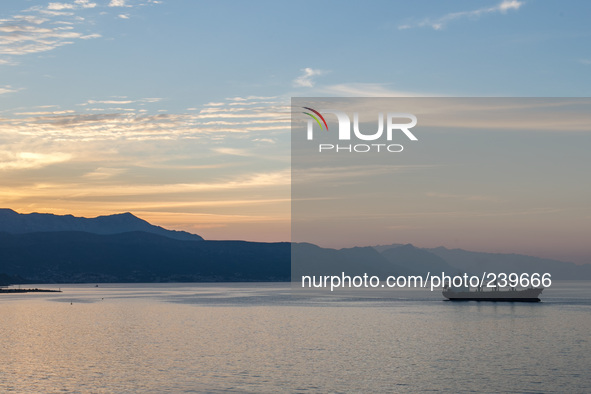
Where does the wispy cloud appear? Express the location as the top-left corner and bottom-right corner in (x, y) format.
(0, 151), (72, 170)
(0, 58), (17, 65)
(81, 97), (163, 106)
(319, 83), (437, 97)
(293, 67), (327, 88)
(426, 192), (500, 203)
(0, 5), (98, 58)
(399, 0), (524, 30)
(82, 167), (125, 180)
(14, 110), (75, 115)
(0, 0), (160, 61)
(1, 95), (290, 149)
(293, 165), (438, 186)
(211, 147), (257, 157)
(0, 169), (290, 198)
(48, 1), (98, 11)
(0, 85), (21, 95)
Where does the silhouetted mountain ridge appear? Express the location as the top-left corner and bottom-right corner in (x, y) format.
(0, 208), (202, 241)
(380, 244), (458, 275)
(425, 246), (591, 279)
(0, 209), (589, 284)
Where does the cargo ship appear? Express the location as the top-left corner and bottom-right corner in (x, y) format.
(442, 285), (543, 302)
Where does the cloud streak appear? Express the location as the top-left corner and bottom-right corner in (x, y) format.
(399, 0), (524, 30)
(0, 150), (72, 170)
(0, 85), (20, 95)
(0, 94), (290, 145)
(319, 83), (438, 97)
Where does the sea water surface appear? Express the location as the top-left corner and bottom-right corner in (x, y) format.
(1, 282), (590, 393)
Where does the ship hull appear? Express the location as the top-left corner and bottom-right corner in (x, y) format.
(442, 288), (543, 302)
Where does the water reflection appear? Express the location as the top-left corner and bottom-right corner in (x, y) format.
(1, 282), (589, 393)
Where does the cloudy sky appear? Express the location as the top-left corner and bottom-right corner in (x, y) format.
(1, 1), (590, 262)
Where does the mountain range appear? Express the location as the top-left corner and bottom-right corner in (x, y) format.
(0, 209), (589, 284)
(0, 208), (202, 241)
(293, 243), (591, 281)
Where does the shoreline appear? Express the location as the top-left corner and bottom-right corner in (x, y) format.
(0, 288), (62, 293)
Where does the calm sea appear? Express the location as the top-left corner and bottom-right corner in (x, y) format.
(1, 282), (589, 393)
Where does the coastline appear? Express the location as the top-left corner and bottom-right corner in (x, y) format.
(0, 288), (61, 294)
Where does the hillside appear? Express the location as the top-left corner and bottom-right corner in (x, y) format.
(0, 231), (288, 283)
(0, 209), (202, 241)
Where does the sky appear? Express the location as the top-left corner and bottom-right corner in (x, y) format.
(1, 1), (590, 262)
(291, 97), (591, 265)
